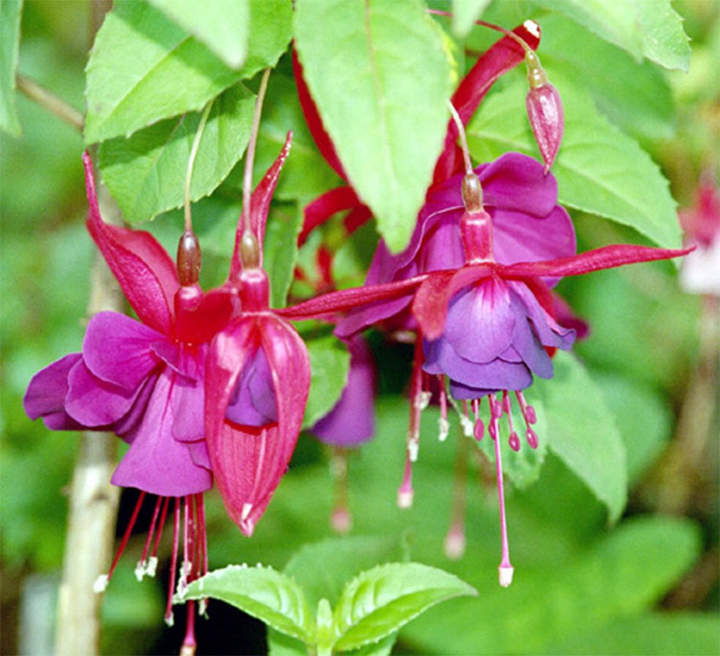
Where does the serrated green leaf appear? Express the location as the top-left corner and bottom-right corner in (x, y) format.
(548, 612), (720, 656)
(264, 202), (302, 308)
(451, 0), (491, 38)
(98, 83), (254, 224)
(468, 73), (681, 249)
(294, 0), (452, 252)
(533, 351), (627, 522)
(148, 0), (249, 69)
(0, 0), (23, 137)
(539, 14), (675, 140)
(332, 562), (476, 651)
(85, 0), (291, 144)
(534, 0), (690, 71)
(303, 333), (351, 428)
(179, 565), (315, 643)
(473, 387), (548, 489)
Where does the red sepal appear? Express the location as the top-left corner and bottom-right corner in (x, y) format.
(299, 185), (362, 246)
(83, 151), (179, 335)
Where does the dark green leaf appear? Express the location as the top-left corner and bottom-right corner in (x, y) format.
(303, 333), (351, 428)
(264, 202), (302, 308)
(332, 562), (477, 651)
(148, 0), (249, 69)
(533, 0), (690, 71)
(294, 0), (452, 252)
(468, 73), (682, 249)
(98, 83), (255, 224)
(0, 0), (23, 137)
(533, 351), (627, 522)
(85, 0), (291, 144)
(179, 565), (315, 643)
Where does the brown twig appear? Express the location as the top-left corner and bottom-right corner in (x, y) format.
(16, 74), (84, 133)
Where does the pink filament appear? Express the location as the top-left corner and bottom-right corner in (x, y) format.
(106, 490), (146, 583)
(164, 497), (181, 625)
(490, 399), (513, 585)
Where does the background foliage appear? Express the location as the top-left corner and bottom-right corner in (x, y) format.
(1, 0), (718, 654)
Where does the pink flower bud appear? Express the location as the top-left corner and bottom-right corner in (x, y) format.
(525, 51), (564, 172)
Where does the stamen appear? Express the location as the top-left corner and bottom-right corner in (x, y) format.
(474, 417), (485, 441)
(503, 390), (520, 452)
(330, 448), (352, 534)
(514, 391), (539, 449)
(195, 494), (209, 616)
(437, 381), (450, 441)
(490, 400), (514, 587)
(459, 400), (474, 437)
(96, 490), (146, 593)
(180, 600), (197, 656)
(164, 498), (181, 627)
(136, 495), (164, 581)
(397, 455), (414, 508)
(444, 429), (468, 560)
(148, 497), (171, 577)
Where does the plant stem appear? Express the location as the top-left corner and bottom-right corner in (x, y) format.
(184, 100), (214, 232)
(16, 74), (84, 133)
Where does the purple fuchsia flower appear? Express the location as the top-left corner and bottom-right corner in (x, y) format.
(24, 153), (236, 623)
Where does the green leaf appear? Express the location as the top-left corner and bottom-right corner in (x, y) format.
(179, 564), (315, 643)
(473, 387), (548, 489)
(294, 0), (452, 252)
(0, 0), (23, 137)
(148, 0), (249, 69)
(451, 0), (491, 38)
(332, 562), (477, 651)
(539, 14), (675, 141)
(548, 612), (720, 656)
(468, 73), (682, 249)
(303, 332), (351, 428)
(533, 351), (627, 523)
(264, 202), (302, 308)
(98, 83), (255, 224)
(85, 0), (291, 144)
(534, 0), (690, 71)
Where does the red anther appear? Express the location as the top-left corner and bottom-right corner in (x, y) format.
(177, 231), (202, 286)
(525, 405), (537, 424)
(488, 421), (497, 440)
(526, 428), (538, 449)
(509, 431), (520, 451)
(474, 418), (485, 441)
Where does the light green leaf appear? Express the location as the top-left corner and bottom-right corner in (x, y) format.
(294, 0), (452, 252)
(333, 562), (476, 651)
(0, 0), (23, 137)
(539, 14), (675, 140)
(264, 202), (302, 308)
(98, 84), (255, 224)
(473, 387), (548, 489)
(451, 0), (491, 38)
(468, 73), (681, 249)
(533, 351), (627, 522)
(85, 0), (291, 144)
(303, 332), (351, 429)
(148, 0), (249, 69)
(548, 612), (720, 656)
(534, 0), (690, 71)
(178, 564), (315, 643)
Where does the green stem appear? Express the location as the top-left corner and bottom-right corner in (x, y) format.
(16, 74), (84, 132)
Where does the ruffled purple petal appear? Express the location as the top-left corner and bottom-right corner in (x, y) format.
(312, 337), (376, 446)
(111, 368), (211, 496)
(508, 281), (576, 350)
(82, 312), (162, 389)
(225, 347), (278, 427)
(23, 353), (86, 430)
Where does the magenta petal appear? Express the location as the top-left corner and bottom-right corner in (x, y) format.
(171, 378), (205, 442)
(65, 360), (140, 427)
(312, 337), (376, 446)
(83, 153), (179, 335)
(82, 312), (162, 389)
(112, 368), (212, 496)
(24, 353), (86, 430)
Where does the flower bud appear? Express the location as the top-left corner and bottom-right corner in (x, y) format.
(176, 230), (201, 286)
(525, 50), (564, 172)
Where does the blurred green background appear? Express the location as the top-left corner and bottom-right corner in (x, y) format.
(1, 1), (718, 654)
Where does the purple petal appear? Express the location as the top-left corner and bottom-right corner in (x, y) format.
(509, 282), (576, 350)
(24, 353), (86, 430)
(65, 360), (141, 427)
(111, 369), (212, 496)
(82, 312), (162, 389)
(507, 312), (554, 378)
(225, 347), (278, 427)
(312, 337), (376, 446)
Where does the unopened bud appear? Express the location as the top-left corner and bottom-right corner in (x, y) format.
(176, 231), (201, 285)
(461, 173), (483, 212)
(526, 82), (564, 172)
(240, 230), (260, 268)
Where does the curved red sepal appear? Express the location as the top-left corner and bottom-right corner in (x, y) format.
(412, 265), (492, 339)
(433, 22), (541, 185)
(278, 274), (429, 321)
(497, 244), (694, 279)
(299, 186), (362, 246)
(83, 152), (179, 335)
(204, 314), (310, 536)
(292, 47), (347, 180)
